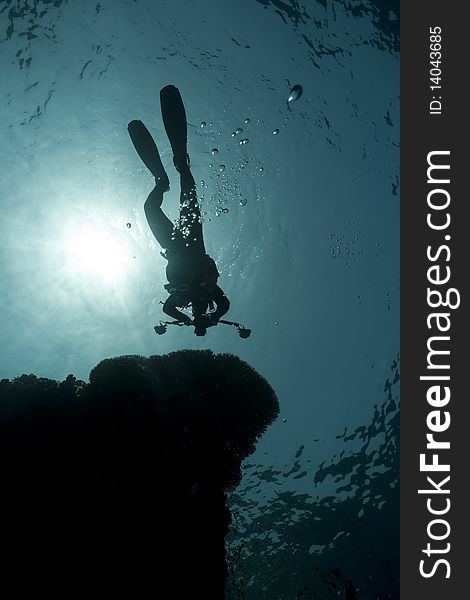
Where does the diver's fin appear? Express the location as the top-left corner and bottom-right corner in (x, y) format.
(127, 120), (169, 190)
(159, 85), (189, 172)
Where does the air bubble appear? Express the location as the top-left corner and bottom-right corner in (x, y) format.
(288, 84), (303, 103)
(211, 148), (219, 155)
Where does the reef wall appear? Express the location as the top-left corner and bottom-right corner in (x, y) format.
(0, 350), (279, 599)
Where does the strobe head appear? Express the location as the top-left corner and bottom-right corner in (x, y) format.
(238, 327), (251, 339)
(154, 323), (167, 335)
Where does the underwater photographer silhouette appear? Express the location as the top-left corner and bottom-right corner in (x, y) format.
(128, 85), (250, 337)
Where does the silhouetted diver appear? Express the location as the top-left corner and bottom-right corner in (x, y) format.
(128, 85), (229, 336)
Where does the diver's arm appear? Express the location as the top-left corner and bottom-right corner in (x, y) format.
(163, 294), (191, 323)
(210, 285), (230, 321)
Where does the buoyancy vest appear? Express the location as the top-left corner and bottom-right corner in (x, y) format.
(165, 253), (219, 290)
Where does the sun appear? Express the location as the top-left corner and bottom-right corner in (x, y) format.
(64, 225), (131, 283)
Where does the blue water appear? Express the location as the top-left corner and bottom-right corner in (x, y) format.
(0, 1), (399, 597)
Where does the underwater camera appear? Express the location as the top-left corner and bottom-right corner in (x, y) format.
(154, 317), (252, 339)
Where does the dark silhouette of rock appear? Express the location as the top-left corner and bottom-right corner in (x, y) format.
(0, 350), (278, 599)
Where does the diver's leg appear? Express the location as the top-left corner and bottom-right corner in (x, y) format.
(160, 85), (205, 253)
(144, 183), (175, 249)
(178, 168), (206, 254)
